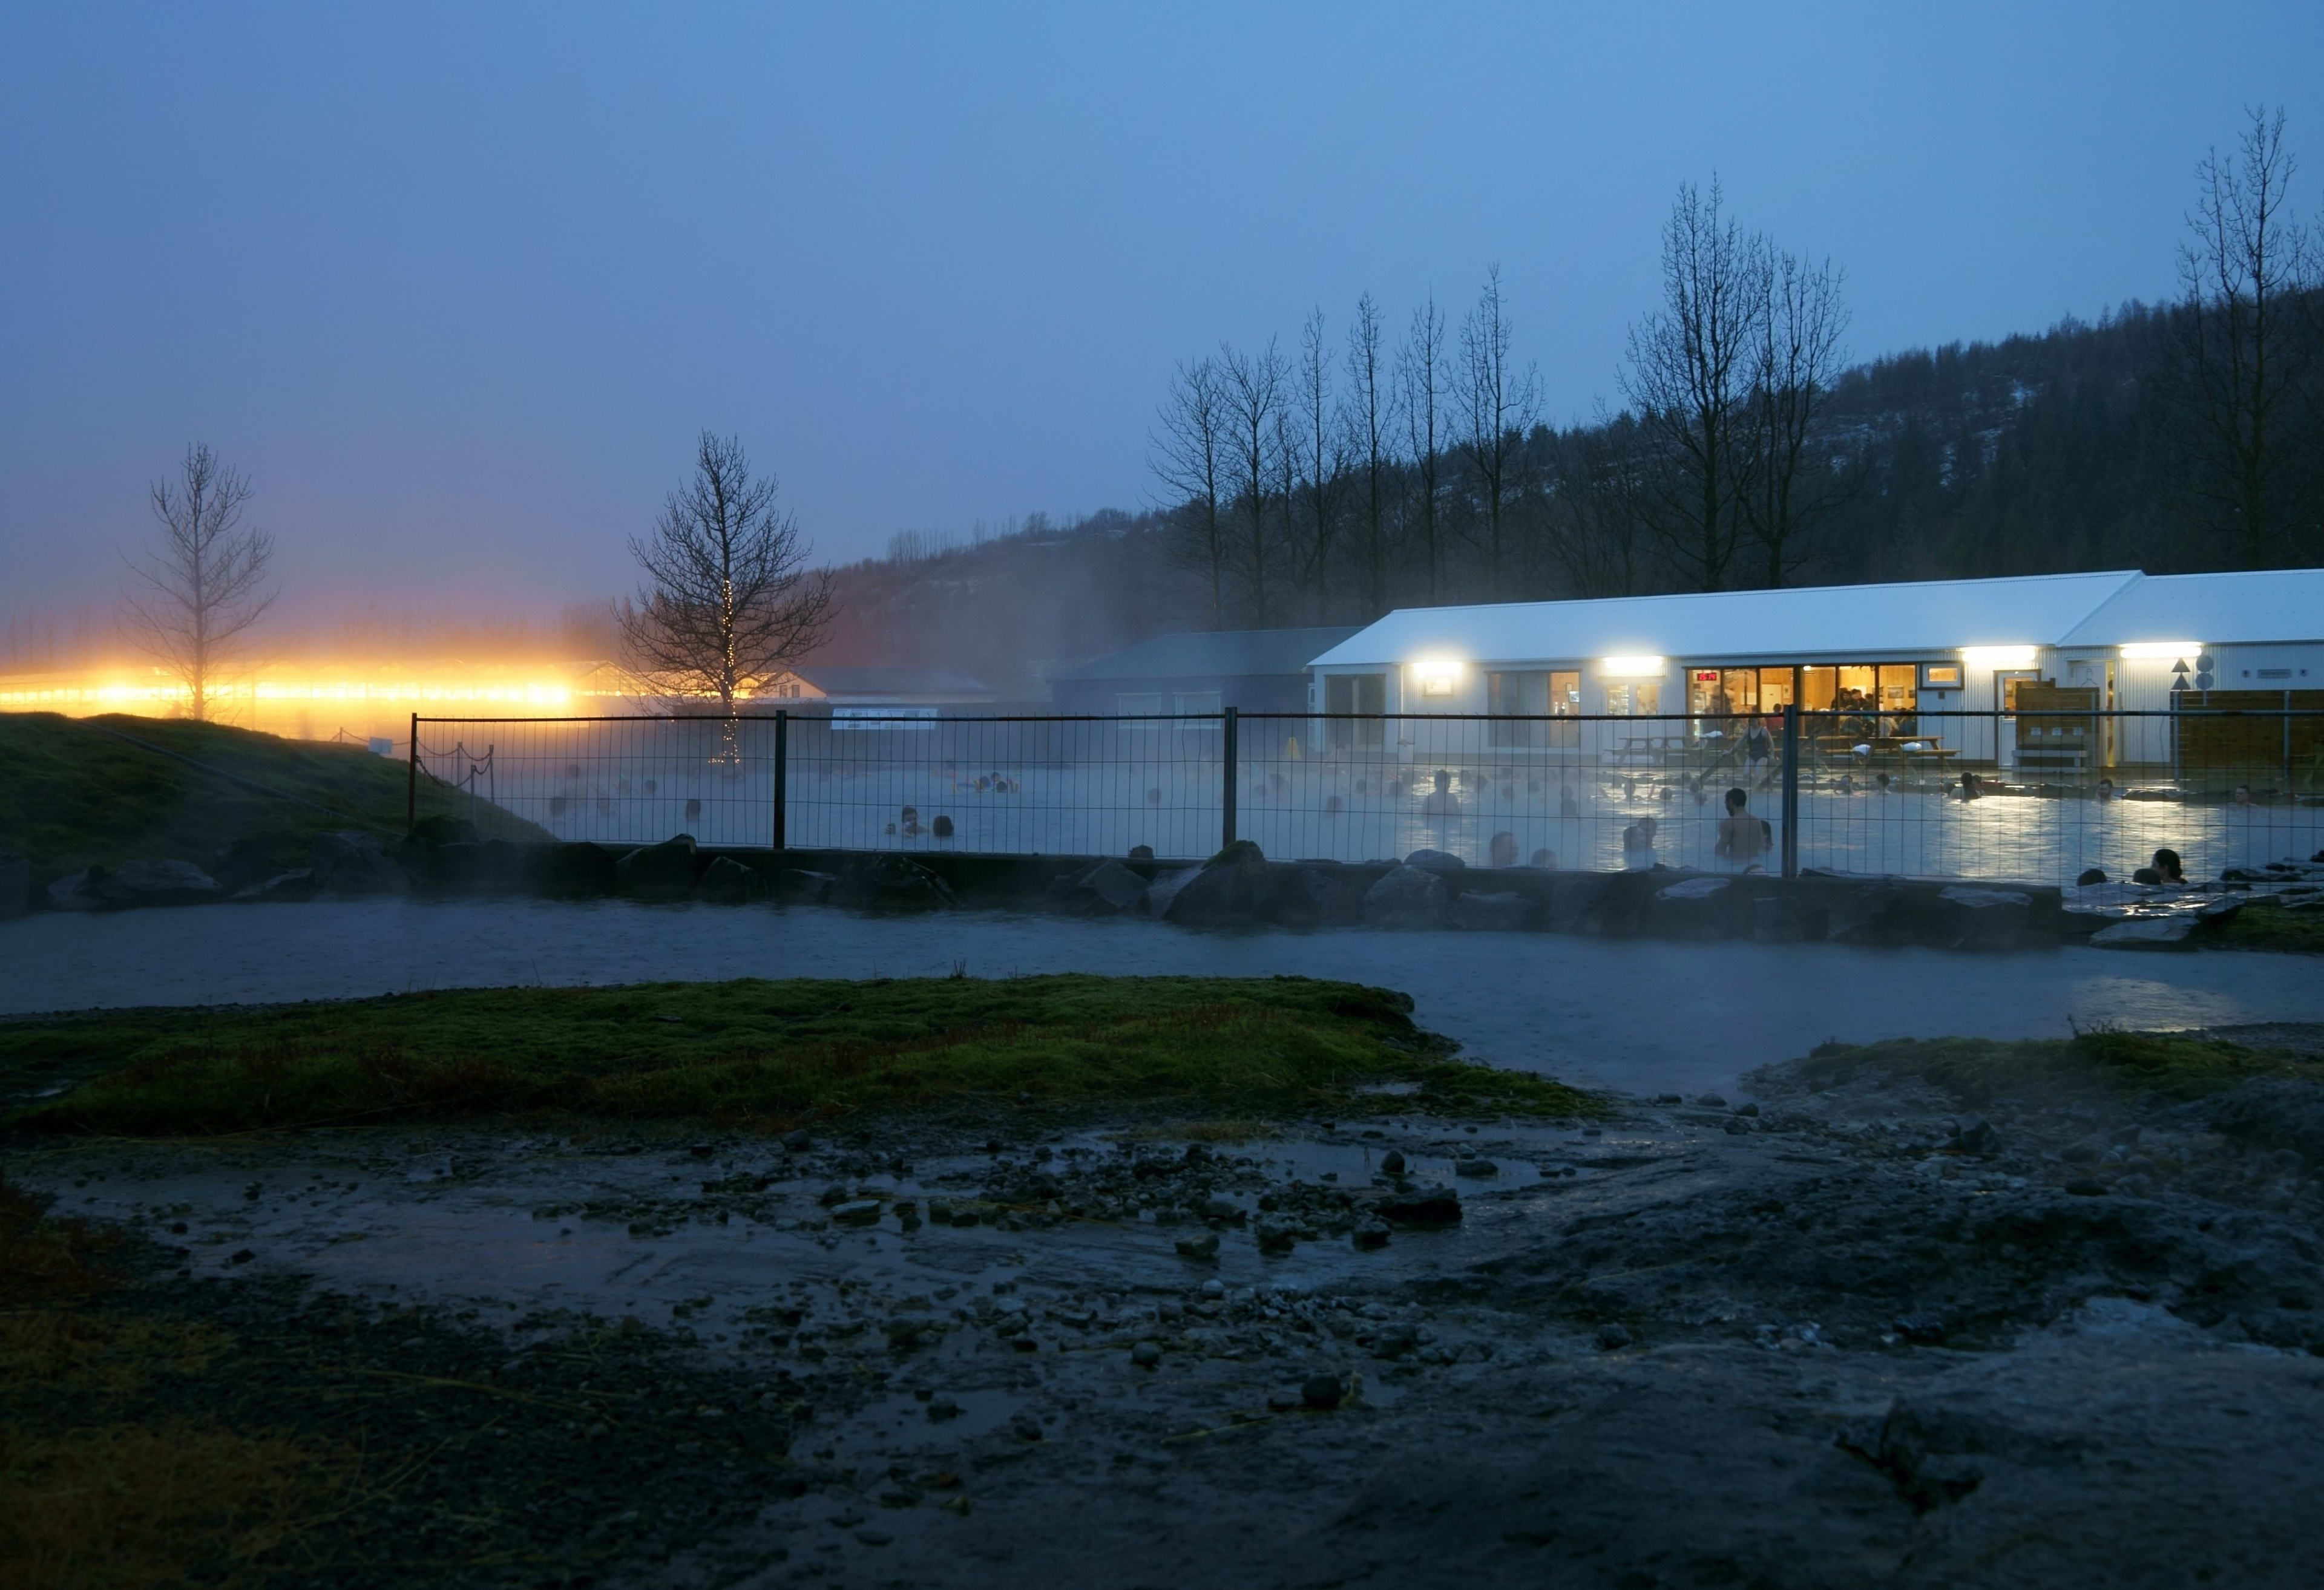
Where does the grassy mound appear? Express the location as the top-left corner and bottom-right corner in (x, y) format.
(0, 710), (545, 882)
(1767, 1027), (2316, 1107)
(2, 974), (1602, 1134)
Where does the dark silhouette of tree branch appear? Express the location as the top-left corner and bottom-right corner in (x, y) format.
(120, 443), (275, 722)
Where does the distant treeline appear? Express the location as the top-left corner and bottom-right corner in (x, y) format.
(806, 111), (2324, 687)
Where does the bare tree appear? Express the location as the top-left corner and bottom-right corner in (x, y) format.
(1623, 179), (1765, 591)
(122, 443), (276, 721)
(1149, 357), (1232, 626)
(622, 431), (834, 713)
(1546, 414), (1652, 598)
(1456, 266), (1541, 595)
(1397, 295), (1449, 603)
(1219, 339), (1287, 625)
(1295, 307), (1351, 621)
(2173, 106), (2316, 568)
(1742, 249), (1851, 586)
(1343, 292), (1394, 618)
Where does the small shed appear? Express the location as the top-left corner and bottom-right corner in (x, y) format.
(1051, 626), (1359, 716)
(759, 665), (999, 708)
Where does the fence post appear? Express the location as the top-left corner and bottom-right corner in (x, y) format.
(1221, 707), (1239, 851)
(772, 709), (788, 852)
(1779, 704), (1800, 880)
(405, 712), (419, 832)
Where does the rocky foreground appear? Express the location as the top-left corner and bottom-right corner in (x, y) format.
(13, 1029), (2324, 1589)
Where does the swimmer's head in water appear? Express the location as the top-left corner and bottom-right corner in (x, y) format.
(1433, 768), (1452, 791)
(1724, 786), (1748, 812)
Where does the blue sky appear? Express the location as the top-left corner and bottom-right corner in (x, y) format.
(4, 2), (2320, 627)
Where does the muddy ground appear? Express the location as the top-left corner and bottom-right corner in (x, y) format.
(13, 1027), (2324, 1589)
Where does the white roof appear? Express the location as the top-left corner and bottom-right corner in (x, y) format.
(2058, 568), (2324, 648)
(1308, 571), (2145, 668)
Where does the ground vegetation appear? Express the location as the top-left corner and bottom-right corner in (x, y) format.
(2, 975), (1598, 1136)
(0, 711), (544, 882)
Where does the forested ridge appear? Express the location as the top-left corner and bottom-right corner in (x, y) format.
(813, 113), (2324, 695)
(814, 294), (2319, 697)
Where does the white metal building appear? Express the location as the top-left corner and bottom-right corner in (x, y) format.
(1306, 568), (2324, 770)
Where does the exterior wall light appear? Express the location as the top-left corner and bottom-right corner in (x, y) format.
(1411, 656), (1462, 698)
(1597, 655), (1666, 678)
(1959, 646), (2038, 669)
(2118, 641), (2201, 659)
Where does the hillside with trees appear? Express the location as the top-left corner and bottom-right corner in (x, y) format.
(801, 110), (2324, 691)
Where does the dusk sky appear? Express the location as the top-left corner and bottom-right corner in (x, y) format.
(5, 2), (2321, 633)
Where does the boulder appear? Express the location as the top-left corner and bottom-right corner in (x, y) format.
(231, 868), (317, 903)
(1403, 848), (1466, 874)
(1647, 875), (1736, 940)
(1373, 1184), (1463, 1225)
(776, 868), (838, 905)
(693, 854), (761, 905)
(45, 868), (105, 911)
(1051, 858), (1149, 915)
(1362, 865), (1448, 928)
(614, 834), (700, 900)
(524, 842), (617, 898)
(839, 853), (957, 911)
(0, 854), (28, 919)
(1449, 890), (1533, 931)
(1750, 892), (1826, 943)
(1161, 840), (1269, 926)
(93, 859), (223, 908)
(408, 813), (482, 848)
(2090, 917), (2198, 949)
(1827, 880), (1908, 946)
(1259, 866), (1337, 928)
(211, 836), (292, 894)
(1140, 865), (1201, 917)
(310, 829), (409, 894)
(1934, 885), (2034, 951)
(422, 840), (529, 894)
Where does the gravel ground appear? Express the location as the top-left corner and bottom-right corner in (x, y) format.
(13, 1033), (2324, 1589)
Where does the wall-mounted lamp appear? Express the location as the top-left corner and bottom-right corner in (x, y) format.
(1597, 655), (1666, 678)
(1959, 646), (2038, 669)
(2118, 641), (2201, 659)
(1411, 656), (1462, 698)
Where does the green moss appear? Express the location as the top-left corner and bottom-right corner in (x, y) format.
(0, 710), (546, 883)
(2, 975), (1603, 1135)
(1773, 1028), (2313, 1106)
(2198, 898), (2324, 956)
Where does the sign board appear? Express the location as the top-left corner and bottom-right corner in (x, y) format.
(830, 707), (939, 731)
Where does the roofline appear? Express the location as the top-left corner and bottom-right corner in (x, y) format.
(1348, 568), (2145, 627)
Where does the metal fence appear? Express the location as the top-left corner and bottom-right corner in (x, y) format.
(411, 707), (2324, 888)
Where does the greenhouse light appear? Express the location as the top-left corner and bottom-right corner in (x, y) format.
(1959, 646), (2038, 669)
(2118, 641), (2201, 659)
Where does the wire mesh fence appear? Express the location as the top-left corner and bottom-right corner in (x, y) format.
(412, 707), (2324, 887)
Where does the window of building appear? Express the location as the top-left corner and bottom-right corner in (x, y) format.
(1324, 673), (1387, 750)
(1487, 670), (1550, 747)
(1549, 670), (1580, 745)
(1606, 681), (1661, 715)
(1170, 690), (1222, 731)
